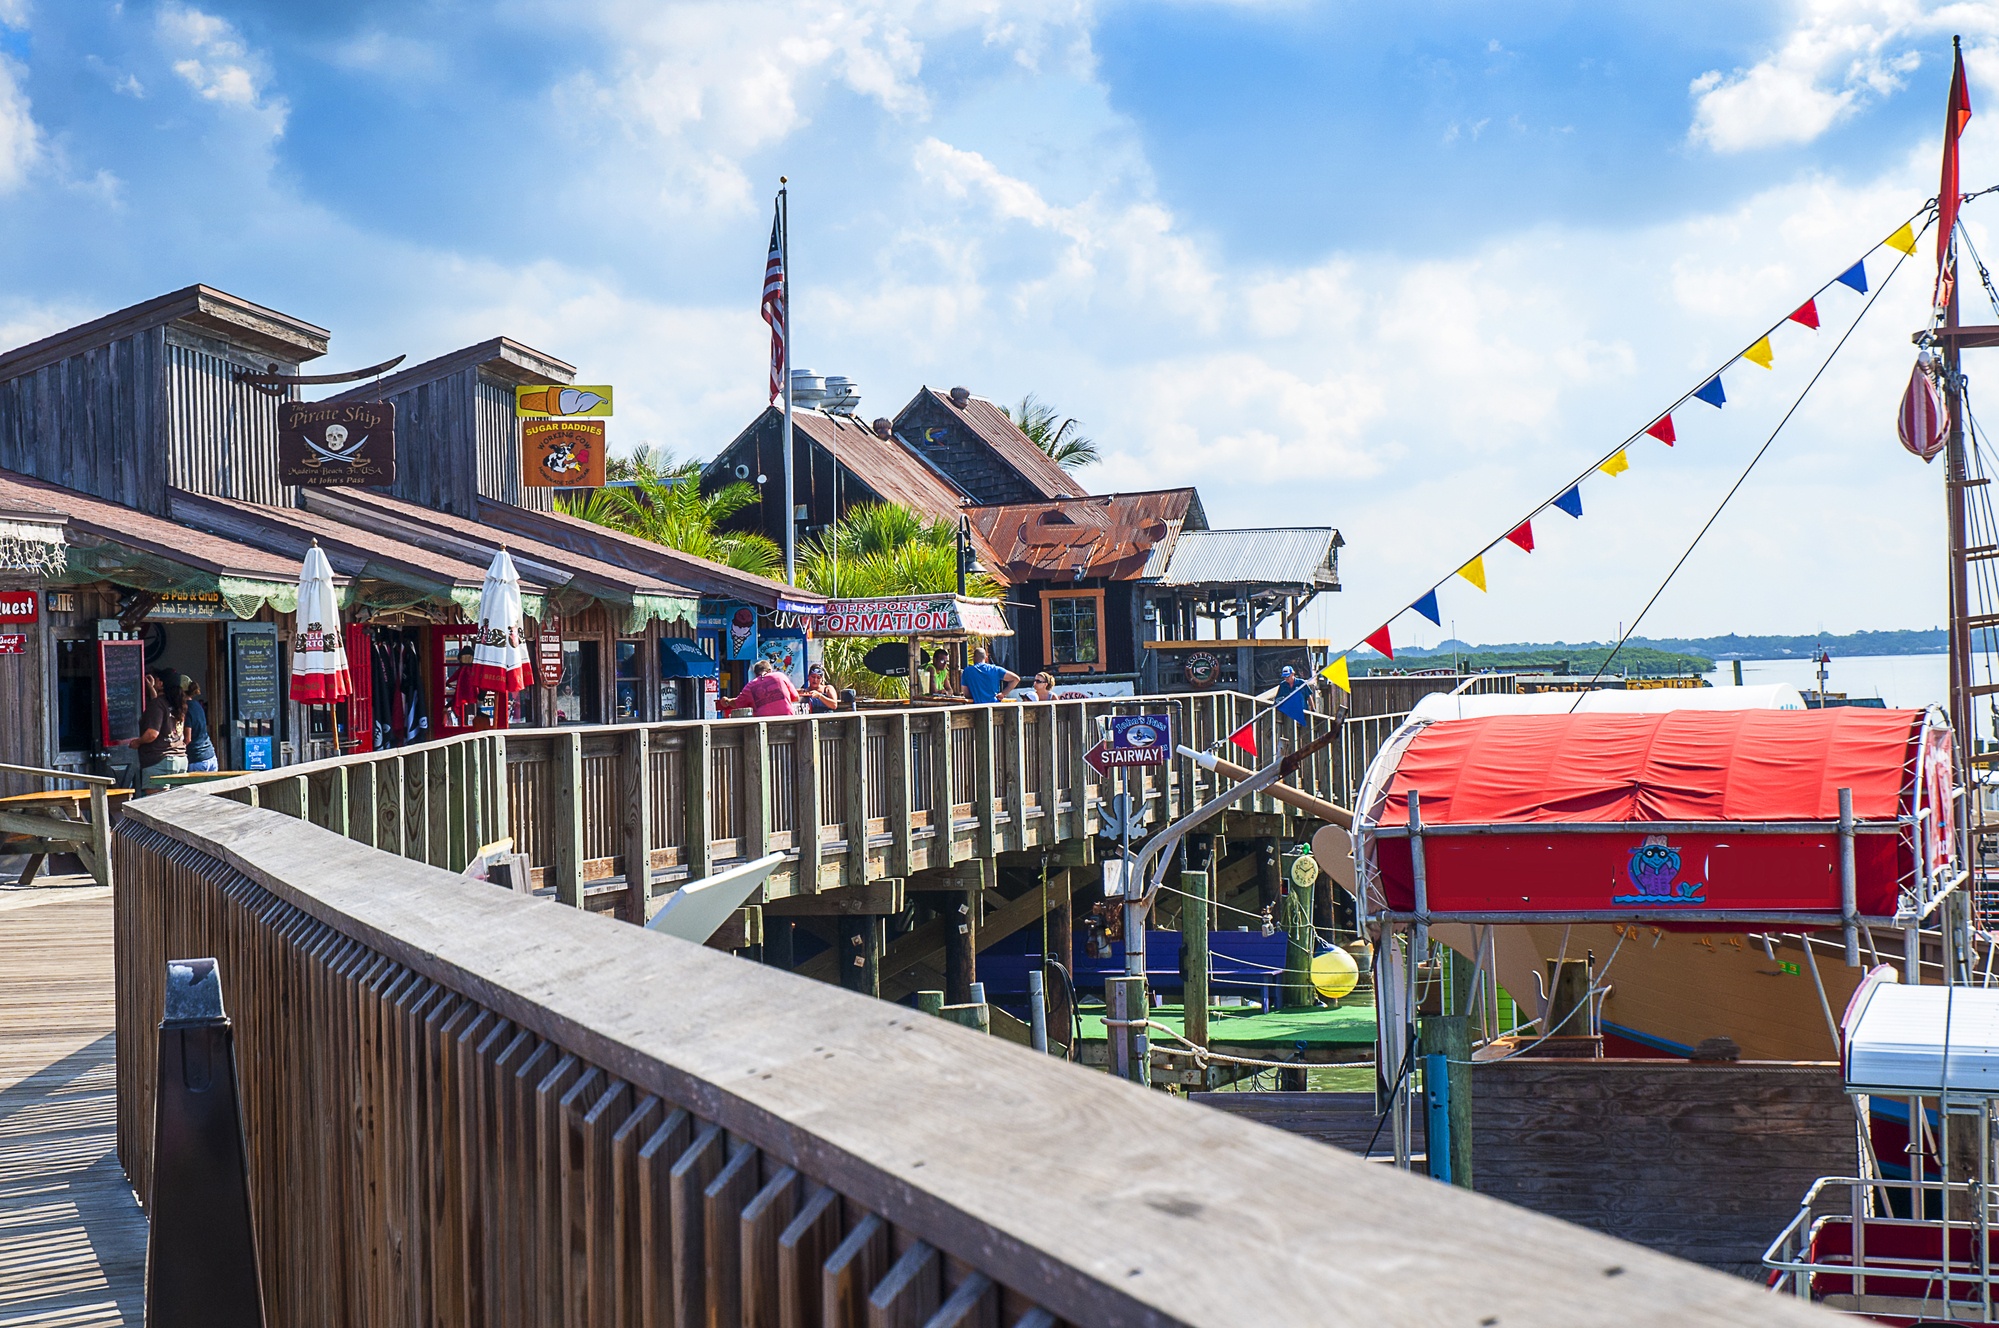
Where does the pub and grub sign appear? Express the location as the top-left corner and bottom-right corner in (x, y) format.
(279, 401), (396, 487)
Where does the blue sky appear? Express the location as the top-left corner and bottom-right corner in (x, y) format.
(0, 1), (1993, 648)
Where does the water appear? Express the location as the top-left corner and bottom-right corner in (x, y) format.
(1699, 653), (1949, 712)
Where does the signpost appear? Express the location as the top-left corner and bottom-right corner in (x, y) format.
(537, 624), (563, 688)
(0, 633), (24, 654)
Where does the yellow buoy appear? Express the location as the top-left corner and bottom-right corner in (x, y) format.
(1310, 947), (1359, 1001)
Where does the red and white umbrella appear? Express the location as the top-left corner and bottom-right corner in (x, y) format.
(288, 543), (352, 703)
(463, 548), (533, 695)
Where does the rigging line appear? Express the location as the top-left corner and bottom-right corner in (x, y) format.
(1566, 241), (1920, 705)
(1957, 221), (1999, 321)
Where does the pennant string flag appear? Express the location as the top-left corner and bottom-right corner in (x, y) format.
(1228, 719), (1258, 758)
(1330, 207), (1926, 665)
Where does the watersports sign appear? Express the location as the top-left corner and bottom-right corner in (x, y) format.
(818, 595), (1013, 638)
(279, 401), (396, 487)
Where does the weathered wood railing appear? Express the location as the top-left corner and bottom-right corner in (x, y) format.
(112, 790), (1824, 1326)
(189, 694), (1353, 920)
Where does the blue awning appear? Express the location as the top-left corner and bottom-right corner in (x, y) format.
(659, 637), (719, 679)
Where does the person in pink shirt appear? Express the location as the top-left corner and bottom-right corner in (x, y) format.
(719, 659), (801, 717)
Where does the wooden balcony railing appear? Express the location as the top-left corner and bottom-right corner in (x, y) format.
(111, 786), (1822, 1326)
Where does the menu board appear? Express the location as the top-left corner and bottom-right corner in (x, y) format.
(231, 628), (280, 722)
(97, 639), (147, 745)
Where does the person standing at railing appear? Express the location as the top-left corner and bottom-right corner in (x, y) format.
(718, 658), (802, 717)
(801, 663), (840, 713)
(958, 647), (1018, 704)
(181, 677), (218, 773)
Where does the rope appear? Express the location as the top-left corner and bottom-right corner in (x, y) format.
(1567, 228), (1922, 702)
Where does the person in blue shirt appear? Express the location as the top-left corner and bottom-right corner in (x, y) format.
(1274, 664), (1305, 701)
(957, 647), (1018, 704)
(181, 676), (219, 772)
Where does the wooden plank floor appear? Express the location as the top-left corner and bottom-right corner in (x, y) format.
(0, 884), (145, 1326)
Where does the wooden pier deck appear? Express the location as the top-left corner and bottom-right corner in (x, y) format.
(0, 883), (145, 1326)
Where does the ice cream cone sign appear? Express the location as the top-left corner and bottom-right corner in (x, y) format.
(516, 385), (613, 418)
(727, 606), (758, 660)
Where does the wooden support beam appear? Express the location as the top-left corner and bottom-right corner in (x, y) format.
(686, 725), (712, 884)
(1184, 869), (1210, 1053)
(933, 714), (958, 868)
(942, 888), (978, 1006)
(703, 906), (762, 952)
(845, 712), (869, 887)
(622, 727), (651, 925)
(763, 879), (905, 916)
(553, 729), (584, 907)
(742, 721), (770, 862)
(796, 718), (822, 891)
(974, 707), (998, 861)
(1002, 704), (1027, 853)
(837, 915), (881, 997)
(888, 711), (914, 878)
(347, 759), (376, 847)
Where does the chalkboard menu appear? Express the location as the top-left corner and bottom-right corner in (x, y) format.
(231, 629), (280, 722)
(97, 639), (147, 745)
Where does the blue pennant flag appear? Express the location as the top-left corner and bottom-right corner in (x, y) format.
(1694, 376), (1727, 409)
(1275, 684), (1311, 725)
(1411, 588), (1442, 626)
(1836, 260), (1868, 294)
(1553, 485), (1583, 519)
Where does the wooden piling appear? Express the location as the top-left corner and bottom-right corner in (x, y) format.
(1418, 1014), (1473, 1189)
(1183, 870), (1210, 1053)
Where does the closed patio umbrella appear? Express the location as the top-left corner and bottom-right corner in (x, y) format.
(463, 547), (533, 696)
(288, 542), (352, 703)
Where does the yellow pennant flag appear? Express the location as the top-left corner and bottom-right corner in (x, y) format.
(1457, 556), (1487, 592)
(1599, 449), (1630, 477)
(1885, 222), (1918, 256)
(1320, 654), (1351, 692)
(1743, 336), (1774, 369)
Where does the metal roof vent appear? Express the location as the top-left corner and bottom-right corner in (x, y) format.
(821, 375), (860, 416)
(871, 417), (892, 439)
(790, 369), (827, 409)
(949, 385), (971, 408)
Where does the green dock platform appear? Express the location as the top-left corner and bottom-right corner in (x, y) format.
(1073, 1001), (1375, 1086)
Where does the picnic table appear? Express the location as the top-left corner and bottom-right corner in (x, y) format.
(0, 766), (128, 888)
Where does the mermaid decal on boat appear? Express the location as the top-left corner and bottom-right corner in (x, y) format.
(1613, 835), (1707, 906)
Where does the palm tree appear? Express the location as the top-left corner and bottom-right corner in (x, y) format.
(1000, 393), (1100, 470)
(558, 458), (783, 578)
(798, 503), (1005, 696)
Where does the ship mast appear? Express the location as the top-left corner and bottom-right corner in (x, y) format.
(1946, 252), (1974, 763)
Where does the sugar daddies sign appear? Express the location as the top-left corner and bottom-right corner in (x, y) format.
(817, 595), (1012, 638)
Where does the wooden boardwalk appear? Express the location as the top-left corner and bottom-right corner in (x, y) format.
(0, 884), (145, 1326)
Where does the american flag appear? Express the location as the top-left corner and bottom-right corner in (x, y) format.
(761, 207), (786, 402)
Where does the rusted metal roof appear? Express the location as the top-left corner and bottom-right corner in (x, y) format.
(793, 409), (972, 523)
(965, 489), (1198, 584)
(912, 388), (1087, 501)
(0, 469), (303, 581)
(474, 499), (828, 612)
(1153, 527), (1343, 592)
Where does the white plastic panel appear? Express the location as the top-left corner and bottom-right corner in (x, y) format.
(1944, 987), (1999, 1096)
(1846, 984), (1950, 1094)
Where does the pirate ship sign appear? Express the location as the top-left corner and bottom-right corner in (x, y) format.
(523, 419), (606, 488)
(278, 401), (396, 486)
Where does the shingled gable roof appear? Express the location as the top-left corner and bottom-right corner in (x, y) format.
(323, 336), (575, 401)
(965, 489), (1202, 584)
(0, 468), (304, 582)
(706, 406), (971, 525)
(472, 500), (826, 612)
(0, 285), (329, 382)
(902, 387), (1087, 501)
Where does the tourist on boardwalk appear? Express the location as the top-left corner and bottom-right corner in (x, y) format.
(801, 663), (840, 713)
(719, 658), (801, 717)
(126, 668), (189, 790)
(1030, 671), (1056, 701)
(1274, 664), (1306, 703)
(959, 647), (1018, 703)
(181, 677), (218, 773)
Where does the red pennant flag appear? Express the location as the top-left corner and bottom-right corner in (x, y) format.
(1645, 415), (1675, 446)
(1364, 624), (1394, 659)
(1228, 719), (1258, 758)
(1940, 38), (1973, 272)
(1506, 521), (1534, 553)
(1788, 300), (1820, 330)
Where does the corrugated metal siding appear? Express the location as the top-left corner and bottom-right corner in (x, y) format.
(476, 372), (550, 512)
(1154, 528), (1339, 589)
(0, 328), (166, 513)
(164, 328), (294, 507)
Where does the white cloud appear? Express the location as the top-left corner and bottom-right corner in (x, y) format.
(1686, 0), (1982, 153)
(157, 4), (286, 132)
(0, 57), (40, 192)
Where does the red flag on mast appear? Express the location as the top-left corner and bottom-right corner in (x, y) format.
(1938, 37), (1973, 279)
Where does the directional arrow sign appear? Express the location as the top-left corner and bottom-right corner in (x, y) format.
(1086, 740), (1166, 779)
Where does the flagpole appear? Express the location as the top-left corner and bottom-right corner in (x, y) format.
(779, 179), (796, 586)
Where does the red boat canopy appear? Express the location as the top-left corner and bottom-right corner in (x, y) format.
(1360, 709), (1951, 922)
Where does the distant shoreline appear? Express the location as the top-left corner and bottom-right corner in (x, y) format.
(1392, 629), (1947, 662)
